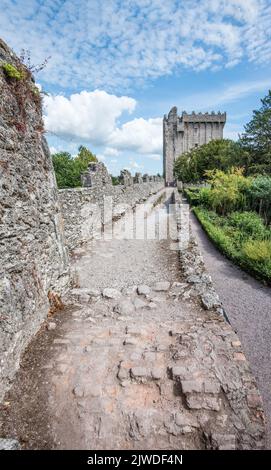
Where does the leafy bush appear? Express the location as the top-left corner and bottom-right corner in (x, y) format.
(203, 168), (251, 215)
(242, 240), (271, 262)
(174, 139), (248, 183)
(227, 211), (270, 240)
(184, 188), (201, 205)
(245, 175), (271, 225)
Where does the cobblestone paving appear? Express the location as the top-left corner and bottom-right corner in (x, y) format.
(0, 190), (265, 449)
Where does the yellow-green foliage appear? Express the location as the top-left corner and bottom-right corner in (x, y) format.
(242, 240), (271, 262)
(204, 168), (251, 215)
(2, 62), (25, 80)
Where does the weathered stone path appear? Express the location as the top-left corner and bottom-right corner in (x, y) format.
(190, 211), (271, 448)
(0, 190), (265, 449)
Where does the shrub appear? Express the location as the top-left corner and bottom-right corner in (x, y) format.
(246, 175), (271, 225)
(227, 211), (269, 240)
(174, 139), (248, 183)
(203, 168), (251, 215)
(184, 188), (201, 205)
(242, 239), (271, 262)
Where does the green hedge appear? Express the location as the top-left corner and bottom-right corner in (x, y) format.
(193, 207), (271, 285)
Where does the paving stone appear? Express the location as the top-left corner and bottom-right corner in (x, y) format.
(147, 302), (157, 309)
(102, 288), (122, 299)
(181, 379), (203, 394)
(186, 394), (221, 411)
(126, 326), (142, 337)
(122, 285), (138, 295)
(137, 285), (151, 296)
(234, 352), (246, 361)
(151, 367), (164, 380)
(153, 281), (170, 291)
(86, 288), (101, 297)
(131, 367), (150, 380)
(204, 380), (221, 394)
(123, 336), (138, 346)
(201, 291), (220, 310)
(114, 300), (135, 315)
(171, 365), (191, 379)
(73, 385), (85, 398)
(187, 274), (203, 284)
(133, 297), (147, 310)
(149, 295), (166, 303)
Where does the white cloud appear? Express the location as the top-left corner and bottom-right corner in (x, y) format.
(0, 0), (270, 89)
(44, 90), (162, 155)
(110, 118), (162, 154)
(43, 90), (136, 144)
(103, 147), (120, 157)
(128, 159), (143, 170)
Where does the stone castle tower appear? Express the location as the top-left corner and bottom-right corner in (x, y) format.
(163, 107), (226, 185)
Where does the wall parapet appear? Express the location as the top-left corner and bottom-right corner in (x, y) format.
(59, 181), (164, 251)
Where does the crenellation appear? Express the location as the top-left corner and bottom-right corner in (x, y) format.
(163, 107), (226, 185)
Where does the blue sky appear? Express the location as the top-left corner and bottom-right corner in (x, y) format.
(1, 0), (271, 175)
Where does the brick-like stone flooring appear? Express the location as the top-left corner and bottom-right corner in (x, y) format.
(0, 190), (265, 449)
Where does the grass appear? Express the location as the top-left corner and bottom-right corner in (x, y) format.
(193, 206), (271, 285)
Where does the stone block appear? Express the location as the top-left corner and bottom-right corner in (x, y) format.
(153, 281), (170, 291)
(186, 394), (221, 411)
(102, 288), (122, 299)
(181, 379), (203, 394)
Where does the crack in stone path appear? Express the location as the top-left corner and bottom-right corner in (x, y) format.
(0, 189), (265, 449)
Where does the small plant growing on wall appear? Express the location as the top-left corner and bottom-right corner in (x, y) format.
(2, 63), (26, 81)
(1, 50), (50, 134)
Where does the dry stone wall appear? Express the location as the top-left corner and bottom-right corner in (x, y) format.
(0, 40), (70, 401)
(59, 181), (164, 251)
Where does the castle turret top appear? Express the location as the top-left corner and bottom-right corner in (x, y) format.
(164, 107), (226, 123)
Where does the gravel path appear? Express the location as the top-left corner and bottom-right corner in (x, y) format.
(190, 212), (271, 448)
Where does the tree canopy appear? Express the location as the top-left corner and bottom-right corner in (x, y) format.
(52, 145), (97, 188)
(174, 139), (248, 183)
(239, 90), (271, 175)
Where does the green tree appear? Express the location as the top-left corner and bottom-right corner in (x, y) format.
(174, 139), (248, 183)
(73, 145), (97, 186)
(52, 146), (97, 188)
(240, 90), (271, 175)
(52, 152), (76, 188)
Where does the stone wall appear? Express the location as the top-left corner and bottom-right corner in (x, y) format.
(0, 40), (70, 401)
(59, 181), (164, 251)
